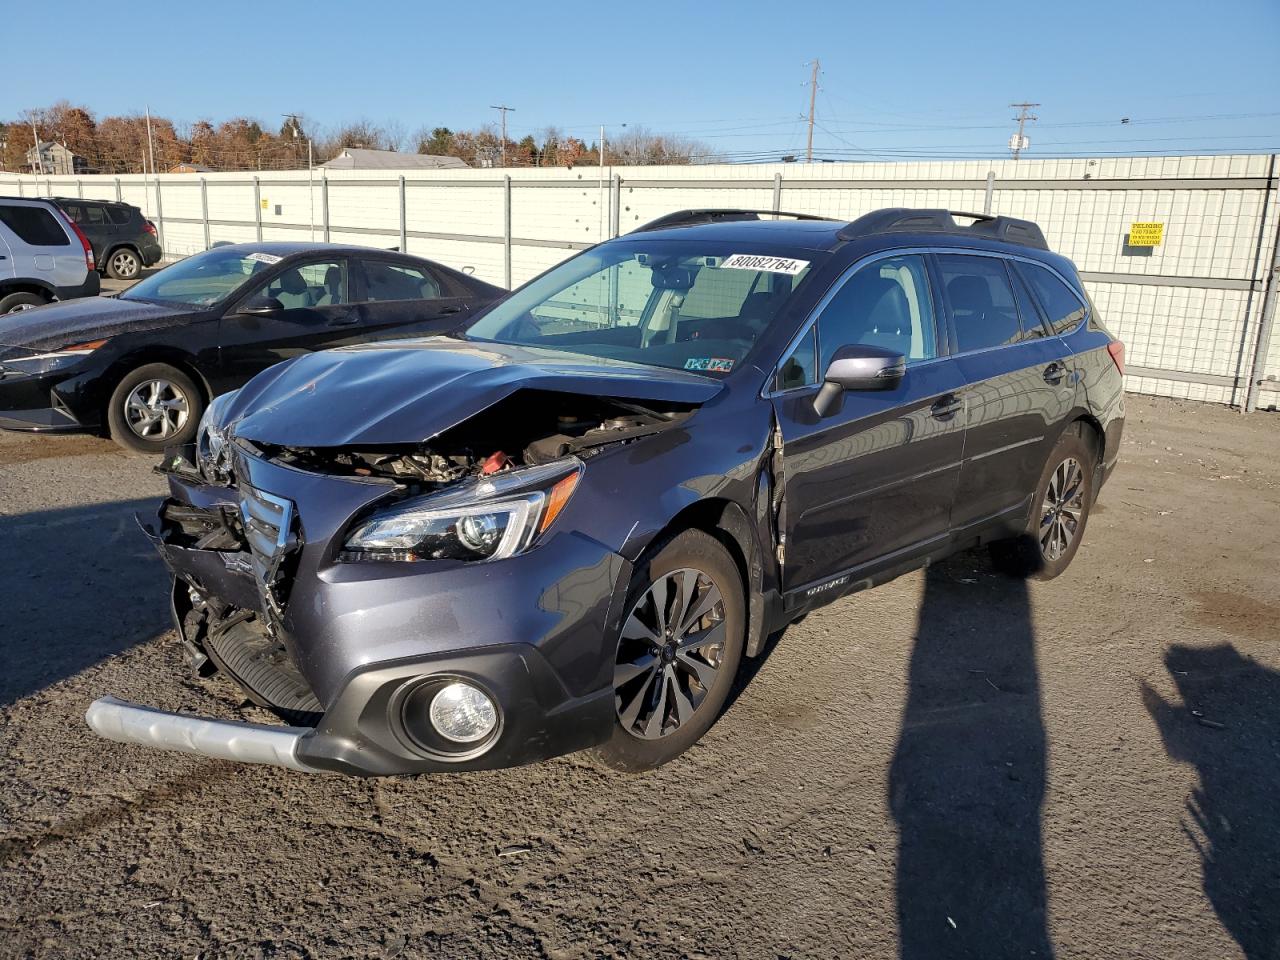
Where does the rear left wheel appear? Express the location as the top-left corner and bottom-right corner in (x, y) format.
(595, 529), (745, 772)
(990, 425), (1097, 580)
(0, 292), (47, 313)
(105, 248), (141, 280)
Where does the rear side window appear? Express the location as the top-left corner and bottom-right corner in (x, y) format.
(1008, 266), (1048, 339)
(937, 254), (1021, 352)
(360, 260), (442, 301)
(0, 205), (71, 246)
(1017, 262), (1087, 335)
(107, 205), (134, 225)
(82, 204), (108, 226)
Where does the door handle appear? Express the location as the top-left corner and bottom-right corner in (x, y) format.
(438, 304), (464, 315)
(1043, 362), (1067, 385)
(930, 395), (964, 419)
(327, 314), (360, 327)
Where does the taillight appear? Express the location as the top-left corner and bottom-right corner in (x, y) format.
(143, 220), (157, 236)
(1107, 340), (1125, 375)
(55, 207), (95, 271)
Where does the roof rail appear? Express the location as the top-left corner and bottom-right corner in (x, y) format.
(836, 208), (1049, 250)
(633, 208), (838, 233)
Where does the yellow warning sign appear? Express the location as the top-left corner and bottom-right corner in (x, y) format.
(1128, 222), (1164, 246)
(260, 198), (269, 210)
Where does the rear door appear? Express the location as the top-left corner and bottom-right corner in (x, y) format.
(938, 252), (1074, 536)
(350, 257), (468, 341)
(771, 252), (966, 594)
(216, 257), (362, 387)
(65, 202), (112, 265)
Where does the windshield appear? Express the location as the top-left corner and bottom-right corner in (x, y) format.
(463, 242), (819, 375)
(120, 248), (278, 306)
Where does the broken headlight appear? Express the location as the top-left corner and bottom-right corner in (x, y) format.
(341, 459), (582, 563)
(196, 390), (238, 483)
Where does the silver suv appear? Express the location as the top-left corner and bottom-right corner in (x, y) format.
(0, 197), (101, 313)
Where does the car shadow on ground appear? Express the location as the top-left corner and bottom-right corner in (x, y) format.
(1143, 645), (1280, 960)
(730, 551), (1056, 958)
(0, 497), (169, 705)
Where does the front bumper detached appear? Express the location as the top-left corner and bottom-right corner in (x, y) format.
(85, 443), (629, 776)
(85, 696), (316, 772)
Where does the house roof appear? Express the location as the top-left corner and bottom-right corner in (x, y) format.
(319, 148), (468, 170)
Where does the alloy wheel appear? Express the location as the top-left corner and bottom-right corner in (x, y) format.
(8, 302), (36, 313)
(614, 567), (727, 740)
(124, 378), (190, 440)
(111, 250), (139, 278)
(1039, 456), (1085, 562)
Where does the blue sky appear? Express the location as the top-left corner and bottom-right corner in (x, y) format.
(4, 0), (1278, 161)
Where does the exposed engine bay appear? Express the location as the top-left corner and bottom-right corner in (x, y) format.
(250, 390), (695, 494)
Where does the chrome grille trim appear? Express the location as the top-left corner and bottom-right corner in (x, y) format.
(238, 483), (297, 620)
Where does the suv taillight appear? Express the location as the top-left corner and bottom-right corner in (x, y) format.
(1107, 340), (1125, 375)
(142, 220), (157, 236)
(54, 206), (95, 271)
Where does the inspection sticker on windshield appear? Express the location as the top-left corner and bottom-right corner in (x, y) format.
(720, 253), (809, 275)
(246, 252), (283, 265)
(685, 357), (734, 373)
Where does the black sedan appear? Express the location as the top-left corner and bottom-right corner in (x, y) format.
(0, 242), (504, 452)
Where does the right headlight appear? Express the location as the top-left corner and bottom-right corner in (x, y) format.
(196, 390), (238, 483)
(341, 459), (582, 563)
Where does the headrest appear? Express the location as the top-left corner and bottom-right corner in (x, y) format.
(947, 275), (992, 309)
(278, 270), (307, 294)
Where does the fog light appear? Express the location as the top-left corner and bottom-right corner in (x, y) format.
(428, 682), (498, 743)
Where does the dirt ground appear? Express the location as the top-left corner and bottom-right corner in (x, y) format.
(0, 395), (1276, 960)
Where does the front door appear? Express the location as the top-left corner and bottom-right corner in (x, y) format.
(771, 253), (966, 594)
(215, 258), (361, 389)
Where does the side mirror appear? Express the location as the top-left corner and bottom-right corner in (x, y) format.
(239, 296), (284, 317)
(813, 344), (906, 418)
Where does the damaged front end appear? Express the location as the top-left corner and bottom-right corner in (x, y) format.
(89, 379), (703, 775)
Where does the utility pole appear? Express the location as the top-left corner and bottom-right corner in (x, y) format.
(145, 105), (158, 174)
(805, 59), (820, 163)
(1009, 102), (1039, 160)
(30, 121), (45, 176)
(490, 104), (515, 166)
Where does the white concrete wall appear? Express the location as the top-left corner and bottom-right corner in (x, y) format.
(5, 154), (1277, 409)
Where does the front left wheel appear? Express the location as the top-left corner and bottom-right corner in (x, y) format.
(106, 363), (203, 455)
(595, 529), (745, 772)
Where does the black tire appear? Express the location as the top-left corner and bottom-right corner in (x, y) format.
(595, 529), (746, 772)
(105, 247), (141, 280)
(990, 424), (1097, 581)
(106, 362), (203, 455)
(0, 291), (48, 314)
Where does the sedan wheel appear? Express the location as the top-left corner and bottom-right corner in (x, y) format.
(124, 378), (191, 441)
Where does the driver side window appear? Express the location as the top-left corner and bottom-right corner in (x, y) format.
(775, 254), (936, 389)
(249, 261), (347, 310)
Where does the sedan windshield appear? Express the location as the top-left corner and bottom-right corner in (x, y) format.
(463, 242), (820, 375)
(120, 248), (277, 306)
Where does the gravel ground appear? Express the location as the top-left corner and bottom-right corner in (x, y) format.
(0, 395), (1277, 960)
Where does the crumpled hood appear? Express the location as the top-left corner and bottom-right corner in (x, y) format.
(0, 296), (187, 355)
(225, 336), (724, 447)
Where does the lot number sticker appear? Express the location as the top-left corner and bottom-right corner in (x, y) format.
(246, 252), (284, 265)
(720, 253), (809, 275)
(1128, 222), (1164, 247)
